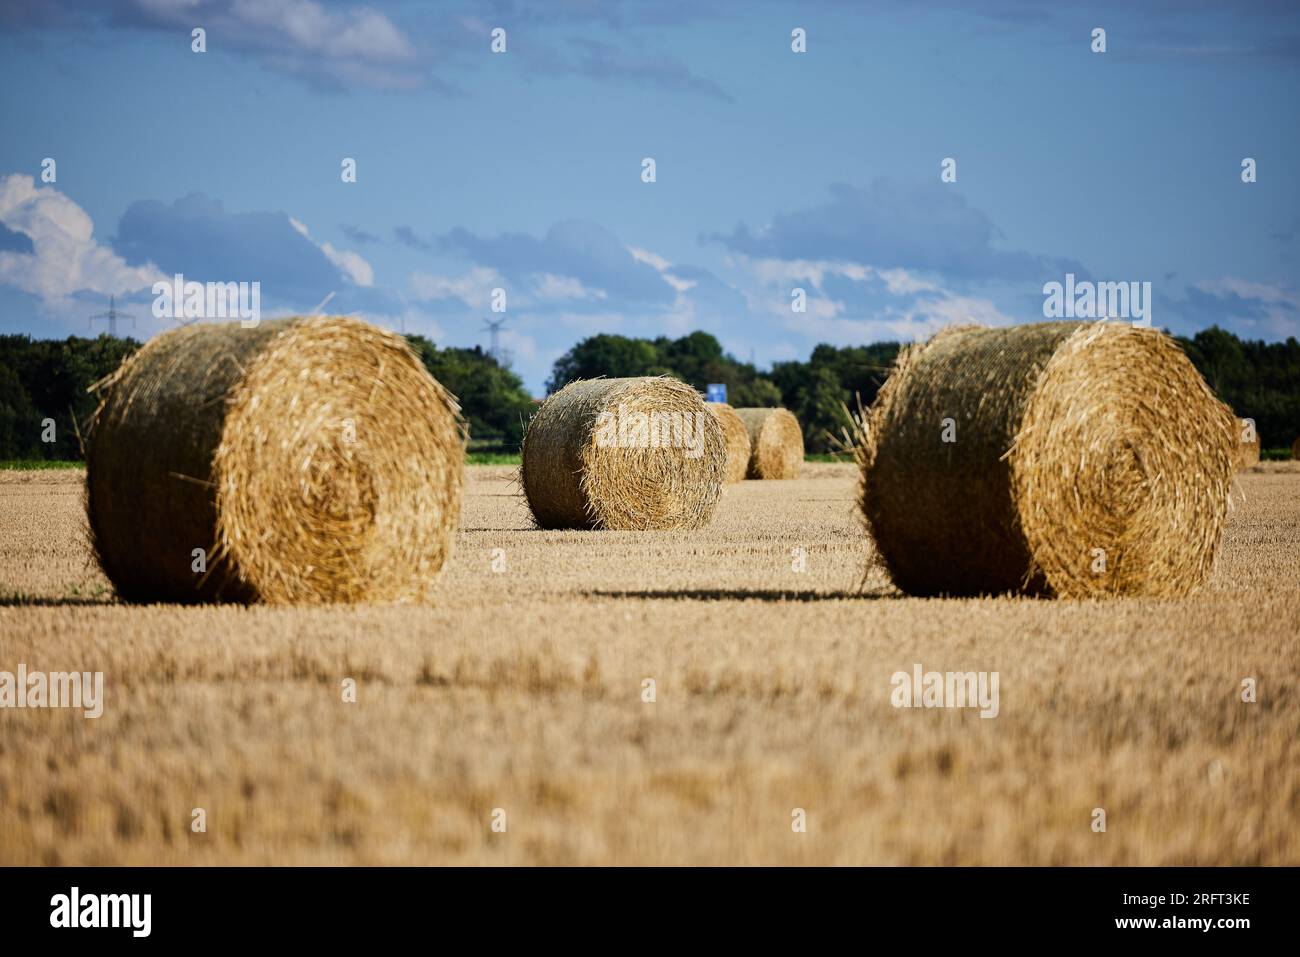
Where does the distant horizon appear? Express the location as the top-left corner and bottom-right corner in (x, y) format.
(5, 311), (1290, 402)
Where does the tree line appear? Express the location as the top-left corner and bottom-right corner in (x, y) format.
(1, 325), (1296, 460)
(0, 333), (537, 460)
(541, 326), (1300, 453)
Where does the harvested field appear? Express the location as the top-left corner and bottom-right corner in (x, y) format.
(1, 463), (1298, 865)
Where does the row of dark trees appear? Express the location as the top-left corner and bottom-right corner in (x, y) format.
(544, 327), (1300, 453)
(0, 333), (536, 460)
(1177, 327), (1300, 452)
(0, 335), (138, 460)
(1, 326), (1297, 459)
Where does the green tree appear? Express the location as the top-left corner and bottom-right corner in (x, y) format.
(545, 334), (665, 393)
(0, 360), (42, 459)
(0, 333), (138, 459)
(730, 376), (783, 407)
(1176, 327), (1300, 449)
(405, 336), (535, 450)
(770, 341), (900, 451)
(3, 325), (1297, 462)
(545, 331), (783, 409)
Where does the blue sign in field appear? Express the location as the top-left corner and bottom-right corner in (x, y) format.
(706, 383), (727, 404)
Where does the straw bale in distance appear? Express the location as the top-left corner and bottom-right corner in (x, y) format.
(521, 377), (725, 530)
(86, 316), (464, 604)
(861, 321), (1236, 598)
(733, 407), (803, 480)
(1232, 419), (1261, 470)
(706, 402), (752, 483)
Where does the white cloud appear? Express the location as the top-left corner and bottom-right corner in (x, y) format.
(1190, 277), (1300, 337)
(876, 267), (941, 296)
(627, 245), (696, 295)
(409, 266), (501, 304)
(735, 252), (1014, 338)
(627, 245), (672, 272)
(747, 257), (870, 291)
(533, 273), (607, 302)
(781, 292), (1014, 345)
(231, 0), (415, 61)
(0, 174), (161, 302)
(319, 242), (373, 287)
(745, 257), (943, 296)
(1193, 276), (1298, 306)
(136, 0), (422, 91)
(288, 216), (373, 286)
(901, 293), (1014, 330)
(360, 309), (445, 340)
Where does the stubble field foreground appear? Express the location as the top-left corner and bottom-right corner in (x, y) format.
(1, 462), (1298, 866)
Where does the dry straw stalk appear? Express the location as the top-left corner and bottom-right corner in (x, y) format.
(706, 402), (753, 483)
(86, 316), (465, 604)
(733, 407), (803, 479)
(860, 321), (1236, 598)
(521, 377), (725, 530)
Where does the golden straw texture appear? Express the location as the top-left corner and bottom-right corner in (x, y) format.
(734, 407), (803, 479)
(706, 402), (752, 483)
(861, 321), (1236, 598)
(521, 377), (725, 530)
(1232, 419), (1261, 470)
(86, 316), (464, 604)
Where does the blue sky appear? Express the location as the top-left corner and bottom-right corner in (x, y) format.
(1, 0), (1297, 394)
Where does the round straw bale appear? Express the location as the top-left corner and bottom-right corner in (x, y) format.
(521, 377), (725, 530)
(734, 407), (803, 479)
(1232, 419), (1261, 470)
(86, 316), (464, 604)
(706, 402), (752, 483)
(861, 321), (1236, 598)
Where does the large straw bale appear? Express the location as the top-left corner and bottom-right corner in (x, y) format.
(522, 377), (725, 530)
(87, 316), (464, 603)
(706, 402), (752, 484)
(734, 407), (803, 480)
(1232, 419), (1261, 470)
(860, 321), (1236, 598)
